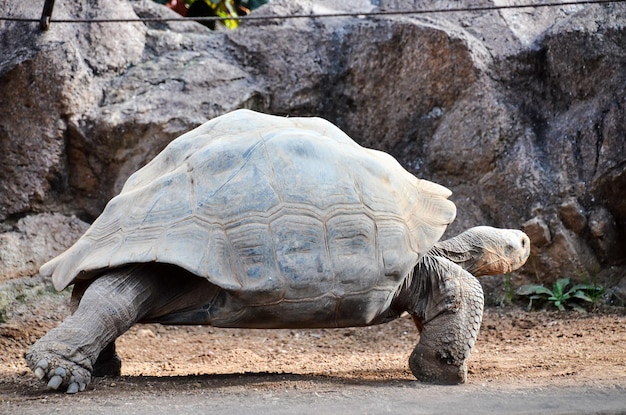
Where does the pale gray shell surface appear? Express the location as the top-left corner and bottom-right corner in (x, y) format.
(42, 110), (456, 323)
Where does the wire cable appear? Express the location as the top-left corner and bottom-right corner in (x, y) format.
(1, 0), (624, 25)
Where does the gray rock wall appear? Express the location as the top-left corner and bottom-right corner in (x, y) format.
(1, 0), (624, 300)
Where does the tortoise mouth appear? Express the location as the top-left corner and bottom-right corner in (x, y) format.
(503, 253), (530, 274)
(471, 252), (529, 276)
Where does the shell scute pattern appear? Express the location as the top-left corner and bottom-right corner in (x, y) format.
(43, 110), (456, 315)
(271, 213), (334, 299)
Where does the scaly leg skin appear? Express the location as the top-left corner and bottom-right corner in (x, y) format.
(26, 264), (218, 393)
(407, 257), (484, 384)
(25, 265), (159, 394)
(71, 282), (122, 378)
(70, 282), (122, 378)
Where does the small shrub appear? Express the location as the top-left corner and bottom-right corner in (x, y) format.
(516, 277), (604, 312)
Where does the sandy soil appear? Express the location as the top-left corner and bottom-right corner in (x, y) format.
(0, 288), (625, 413)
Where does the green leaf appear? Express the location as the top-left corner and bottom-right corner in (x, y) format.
(555, 278), (571, 288)
(553, 278), (570, 298)
(572, 291), (594, 303)
(517, 285), (553, 296)
(571, 283), (603, 292)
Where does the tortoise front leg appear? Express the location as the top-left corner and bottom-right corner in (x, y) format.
(407, 257), (484, 384)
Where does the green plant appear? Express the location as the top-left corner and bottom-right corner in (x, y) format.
(516, 277), (604, 312)
(154, 0), (270, 30)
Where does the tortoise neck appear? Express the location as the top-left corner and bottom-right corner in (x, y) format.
(428, 235), (483, 276)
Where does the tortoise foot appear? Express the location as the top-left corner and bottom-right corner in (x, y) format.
(25, 342), (92, 394)
(409, 344), (466, 385)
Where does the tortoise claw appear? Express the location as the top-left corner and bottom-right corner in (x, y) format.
(34, 367), (46, 380)
(47, 375), (63, 390)
(66, 382), (79, 394)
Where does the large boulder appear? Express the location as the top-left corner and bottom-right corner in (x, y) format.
(0, 0), (262, 221)
(0, 0), (624, 300)
(0, 214), (88, 283)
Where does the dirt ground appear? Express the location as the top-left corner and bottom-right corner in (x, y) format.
(1, 287), (625, 414)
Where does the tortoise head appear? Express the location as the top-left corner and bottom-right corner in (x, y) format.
(465, 226), (530, 275)
(432, 226), (530, 276)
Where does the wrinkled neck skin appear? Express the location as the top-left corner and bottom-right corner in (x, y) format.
(428, 239), (482, 275)
(427, 226), (530, 277)
(393, 256), (457, 321)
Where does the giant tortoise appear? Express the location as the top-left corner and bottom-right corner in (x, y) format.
(27, 109), (530, 393)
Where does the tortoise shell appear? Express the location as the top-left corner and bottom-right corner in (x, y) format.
(41, 110), (456, 324)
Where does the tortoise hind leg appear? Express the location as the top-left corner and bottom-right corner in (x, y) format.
(26, 266), (155, 393)
(408, 257), (484, 384)
(69, 281), (121, 378)
(25, 264), (180, 393)
(93, 341), (122, 377)
(26, 264), (218, 393)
